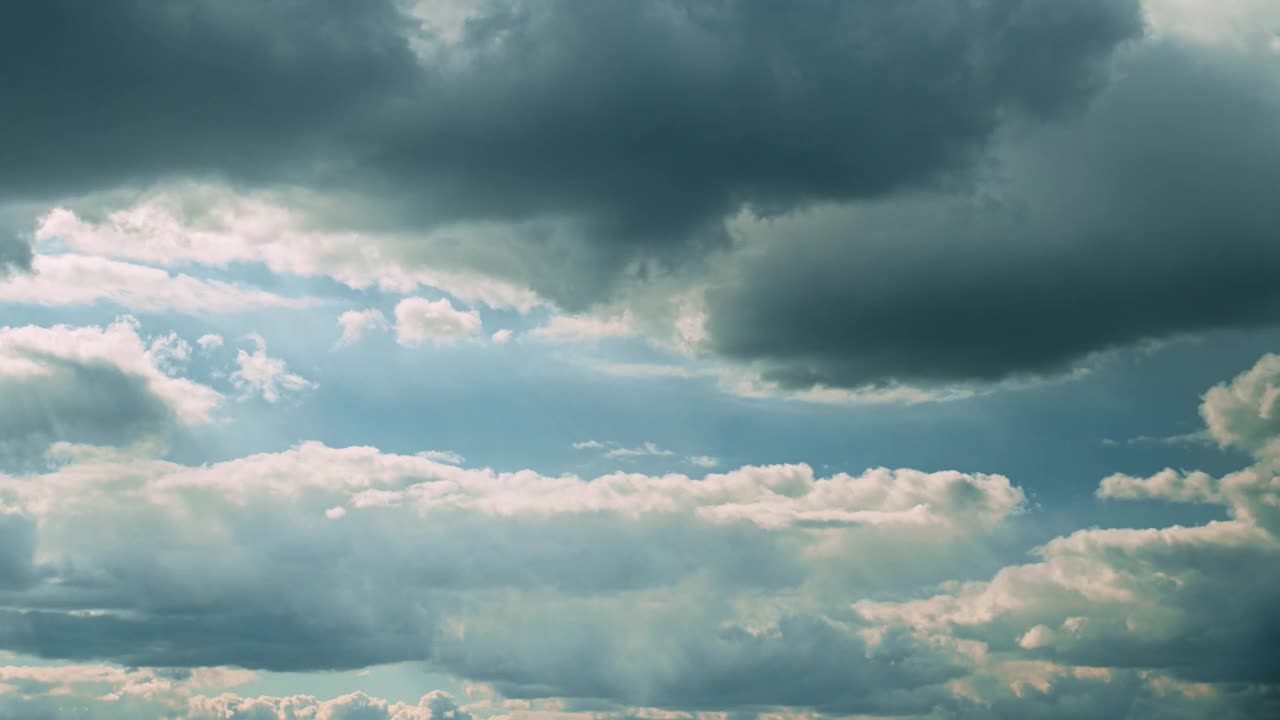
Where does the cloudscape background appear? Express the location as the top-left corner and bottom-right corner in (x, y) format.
(0, 0), (1279, 717)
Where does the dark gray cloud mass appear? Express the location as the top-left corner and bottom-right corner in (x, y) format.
(707, 43), (1280, 388)
(9, 0), (1279, 388)
(369, 0), (1141, 237)
(2, 0), (1141, 305)
(1, 0), (1142, 199)
(0, 0), (418, 196)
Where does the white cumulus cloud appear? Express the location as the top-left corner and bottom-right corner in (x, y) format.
(395, 297), (482, 347)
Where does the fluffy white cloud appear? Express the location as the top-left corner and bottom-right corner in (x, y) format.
(394, 297), (482, 347)
(858, 518), (1280, 679)
(231, 334), (315, 403)
(1097, 467), (1221, 504)
(1200, 352), (1280, 453)
(337, 308), (389, 347)
(0, 253), (315, 313)
(490, 329), (513, 344)
(2, 441), (1022, 532)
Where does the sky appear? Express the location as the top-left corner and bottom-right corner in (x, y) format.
(0, 0), (1279, 718)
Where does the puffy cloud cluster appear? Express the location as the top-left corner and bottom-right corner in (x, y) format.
(0, 318), (220, 458)
(1200, 352), (1280, 453)
(6, 440), (1019, 531)
(853, 352), (1280, 713)
(0, 438), (1023, 713)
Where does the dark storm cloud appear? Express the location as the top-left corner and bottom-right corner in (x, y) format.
(706, 42), (1280, 388)
(370, 0), (1142, 236)
(2, 0), (1142, 306)
(0, 0), (419, 196)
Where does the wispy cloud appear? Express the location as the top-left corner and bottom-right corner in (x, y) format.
(605, 441), (675, 459)
(574, 439), (717, 468)
(1101, 430), (1215, 447)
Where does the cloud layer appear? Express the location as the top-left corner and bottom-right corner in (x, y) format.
(2, 352), (1280, 716)
(0, 437), (1022, 712)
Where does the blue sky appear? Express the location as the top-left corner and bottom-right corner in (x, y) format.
(1, 1), (1279, 718)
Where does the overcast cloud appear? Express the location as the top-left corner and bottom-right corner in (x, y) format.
(1, 1), (1278, 718)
